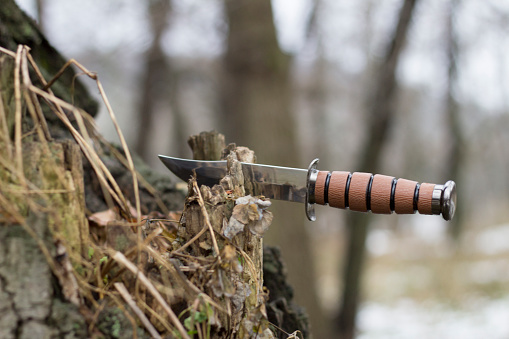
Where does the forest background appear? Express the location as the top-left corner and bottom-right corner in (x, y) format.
(15, 0), (509, 338)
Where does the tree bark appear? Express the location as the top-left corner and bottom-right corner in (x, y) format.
(335, 1), (420, 338)
(186, 131), (311, 338)
(135, 0), (172, 160)
(0, 140), (89, 338)
(188, 130), (226, 161)
(184, 132), (275, 337)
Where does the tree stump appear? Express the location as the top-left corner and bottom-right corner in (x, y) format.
(182, 131), (273, 337)
(183, 131), (310, 338)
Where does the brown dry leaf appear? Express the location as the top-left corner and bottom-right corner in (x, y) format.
(248, 210), (273, 238)
(239, 304), (274, 339)
(231, 281), (251, 312)
(199, 241), (212, 251)
(231, 203), (250, 224)
(88, 209), (118, 227)
(247, 203), (260, 221)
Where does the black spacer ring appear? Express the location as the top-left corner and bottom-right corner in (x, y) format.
(390, 178), (398, 212)
(324, 172), (332, 205)
(345, 173), (352, 208)
(413, 183), (420, 212)
(366, 174), (374, 211)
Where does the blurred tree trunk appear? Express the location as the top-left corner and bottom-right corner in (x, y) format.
(36, 0), (45, 32)
(335, 1), (419, 338)
(304, 0), (328, 158)
(445, 0), (464, 241)
(135, 0), (187, 160)
(221, 1), (328, 337)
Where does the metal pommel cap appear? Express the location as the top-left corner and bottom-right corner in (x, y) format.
(431, 180), (457, 221)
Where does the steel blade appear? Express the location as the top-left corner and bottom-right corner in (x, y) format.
(158, 155), (308, 203)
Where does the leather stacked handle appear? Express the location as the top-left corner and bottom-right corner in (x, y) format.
(312, 171), (456, 220)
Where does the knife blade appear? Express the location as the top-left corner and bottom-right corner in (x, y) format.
(159, 155), (456, 222)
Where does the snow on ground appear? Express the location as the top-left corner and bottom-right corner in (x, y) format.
(358, 297), (509, 339)
(356, 222), (509, 339)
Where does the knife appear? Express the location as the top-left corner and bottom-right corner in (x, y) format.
(159, 155), (456, 222)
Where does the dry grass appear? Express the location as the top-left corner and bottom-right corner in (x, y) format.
(0, 45), (280, 338)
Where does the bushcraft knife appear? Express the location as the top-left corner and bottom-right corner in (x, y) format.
(159, 155), (456, 222)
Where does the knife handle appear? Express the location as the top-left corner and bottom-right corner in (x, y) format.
(312, 170), (456, 221)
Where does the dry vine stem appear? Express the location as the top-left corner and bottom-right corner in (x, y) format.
(43, 58), (141, 222)
(114, 282), (162, 339)
(27, 76), (134, 217)
(0, 45), (179, 335)
(192, 179), (221, 259)
(13, 45), (24, 182)
(4, 44), (130, 214)
(3, 44), (139, 223)
(110, 251), (190, 339)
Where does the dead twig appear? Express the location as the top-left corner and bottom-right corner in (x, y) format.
(42, 58), (141, 223)
(13, 46), (24, 186)
(172, 224), (208, 254)
(114, 282), (162, 339)
(144, 246), (228, 315)
(192, 180), (220, 260)
(110, 250), (190, 339)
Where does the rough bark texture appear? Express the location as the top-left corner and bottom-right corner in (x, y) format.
(188, 130), (227, 161)
(335, 1), (420, 338)
(184, 131), (309, 338)
(0, 142), (88, 339)
(0, 0), (184, 216)
(186, 137), (269, 337)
